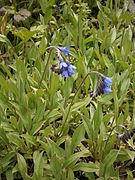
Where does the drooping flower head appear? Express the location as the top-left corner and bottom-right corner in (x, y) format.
(103, 76), (112, 87)
(102, 76), (112, 95)
(59, 60), (67, 69)
(59, 60), (76, 78)
(58, 46), (70, 56)
(51, 46), (76, 78)
(90, 74), (112, 98)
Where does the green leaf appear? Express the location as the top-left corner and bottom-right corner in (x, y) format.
(131, 100), (135, 129)
(0, 75), (7, 89)
(6, 169), (14, 180)
(93, 103), (102, 135)
(50, 154), (62, 179)
(109, 26), (117, 44)
(124, 149), (135, 162)
(71, 124), (85, 153)
(102, 54), (111, 68)
(95, 49), (104, 67)
(47, 138), (64, 158)
(113, 76), (119, 121)
(57, 102), (66, 120)
(73, 162), (99, 173)
(39, 0), (47, 13)
(33, 103), (45, 123)
(0, 127), (9, 145)
(122, 27), (132, 60)
(48, 0), (55, 6)
(65, 137), (72, 160)
(113, 44), (121, 60)
(67, 169), (74, 180)
(0, 63), (12, 78)
(127, 169), (133, 180)
(0, 152), (15, 169)
(63, 77), (74, 99)
(101, 26), (116, 52)
(100, 150), (118, 178)
(71, 96), (91, 112)
(31, 121), (45, 135)
(50, 73), (59, 104)
(18, 79), (24, 104)
(118, 61), (130, 70)
(1, 121), (15, 132)
(17, 153), (27, 180)
(44, 7), (52, 24)
(118, 78), (130, 107)
(8, 81), (19, 97)
(83, 115), (93, 142)
(12, 27), (36, 42)
(21, 134), (38, 146)
(0, 92), (12, 110)
(39, 36), (47, 55)
(16, 59), (27, 81)
(0, 34), (13, 48)
(7, 133), (25, 151)
(63, 150), (89, 169)
(65, 24), (73, 39)
(46, 108), (61, 123)
(19, 106), (32, 133)
(33, 151), (44, 178)
(97, 93), (113, 105)
(116, 148), (134, 162)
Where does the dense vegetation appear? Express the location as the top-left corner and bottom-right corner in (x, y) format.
(0, 0), (135, 179)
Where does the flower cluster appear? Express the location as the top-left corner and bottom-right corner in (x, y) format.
(50, 45), (112, 97)
(102, 76), (112, 95)
(59, 60), (76, 78)
(90, 75), (112, 98)
(52, 46), (76, 78)
(58, 46), (70, 56)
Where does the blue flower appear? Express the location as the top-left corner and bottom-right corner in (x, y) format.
(59, 60), (67, 69)
(103, 76), (112, 95)
(59, 60), (76, 78)
(103, 86), (112, 95)
(58, 46), (70, 56)
(61, 69), (69, 78)
(103, 76), (112, 86)
(67, 64), (76, 76)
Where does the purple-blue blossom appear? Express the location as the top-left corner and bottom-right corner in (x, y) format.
(59, 60), (76, 78)
(58, 46), (70, 56)
(103, 86), (112, 95)
(103, 76), (112, 86)
(103, 76), (112, 95)
(59, 60), (67, 69)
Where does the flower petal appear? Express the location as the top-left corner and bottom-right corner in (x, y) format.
(58, 46), (70, 56)
(68, 66), (75, 76)
(59, 61), (68, 69)
(62, 70), (69, 78)
(58, 59), (76, 78)
(103, 87), (112, 95)
(103, 76), (112, 86)
(70, 65), (76, 69)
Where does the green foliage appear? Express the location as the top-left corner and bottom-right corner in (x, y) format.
(0, 0), (135, 179)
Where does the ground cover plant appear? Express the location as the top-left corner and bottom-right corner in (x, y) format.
(0, 0), (135, 179)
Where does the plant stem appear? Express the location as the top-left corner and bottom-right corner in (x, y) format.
(39, 48), (53, 88)
(102, 117), (115, 159)
(24, 42), (27, 65)
(60, 71), (102, 135)
(120, 26), (126, 53)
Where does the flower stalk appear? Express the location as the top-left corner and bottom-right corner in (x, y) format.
(39, 48), (53, 88)
(38, 46), (112, 137)
(39, 46), (75, 88)
(60, 71), (109, 135)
